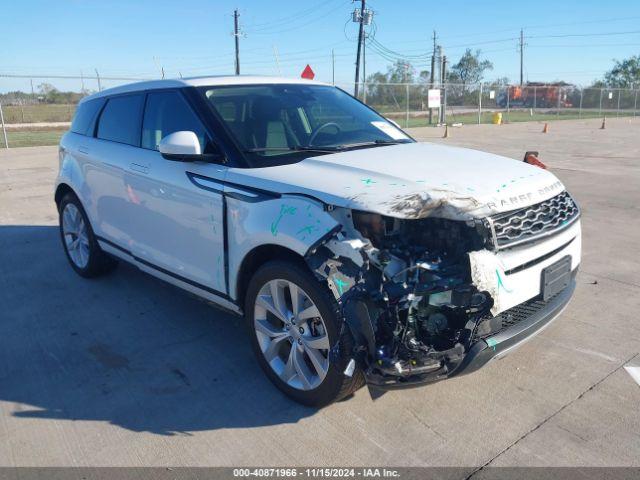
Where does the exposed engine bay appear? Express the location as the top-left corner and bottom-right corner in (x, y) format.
(306, 208), (507, 388)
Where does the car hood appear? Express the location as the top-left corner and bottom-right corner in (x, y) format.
(225, 142), (565, 220)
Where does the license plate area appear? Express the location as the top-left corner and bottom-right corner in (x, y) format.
(541, 255), (572, 301)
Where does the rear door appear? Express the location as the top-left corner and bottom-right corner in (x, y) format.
(88, 93), (145, 247)
(126, 89), (228, 295)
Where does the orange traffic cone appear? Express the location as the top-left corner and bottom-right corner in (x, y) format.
(542, 123), (549, 133)
(600, 117), (606, 129)
(443, 125), (450, 138)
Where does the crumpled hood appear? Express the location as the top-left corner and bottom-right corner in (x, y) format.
(226, 142), (565, 220)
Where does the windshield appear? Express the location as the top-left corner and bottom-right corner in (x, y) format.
(201, 84), (413, 166)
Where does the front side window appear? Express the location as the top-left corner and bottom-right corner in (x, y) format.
(96, 94), (144, 146)
(141, 91), (207, 151)
(201, 84), (413, 166)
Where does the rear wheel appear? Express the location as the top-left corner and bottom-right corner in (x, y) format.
(245, 260), (364, 406)
(59, 193), (118, 278)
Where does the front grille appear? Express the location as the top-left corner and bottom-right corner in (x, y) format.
(488, 191), (580, 249)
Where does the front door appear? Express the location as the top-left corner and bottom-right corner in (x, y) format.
(126, 90), (228, 295)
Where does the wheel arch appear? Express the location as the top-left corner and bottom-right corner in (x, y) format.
(235, 244), (310, 307)
(54, 182), (77, 208)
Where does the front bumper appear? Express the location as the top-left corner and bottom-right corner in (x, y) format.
(366, 269), (577, 390)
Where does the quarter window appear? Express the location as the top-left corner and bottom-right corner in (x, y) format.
(70, 98), (103, 136)
(96, 94), (144, 146)
(141, 91), (207, 151)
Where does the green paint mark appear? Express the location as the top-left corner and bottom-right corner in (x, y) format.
(361, 178), (376, 186)
(416, 180), (426, 183)
(467, 187), (475, 192)
(271, 204), (297, 236)
(501, 184), (507, 188)
(297, 225), (316, 236)
(333, 276), (348, 296)
(496, 269), (513, 293)
(486, 338), (498, 352)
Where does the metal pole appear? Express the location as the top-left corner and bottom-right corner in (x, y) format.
(599, 89), (603, 116)
(579, 88), (583, 118)
(95, 69), (102, 91)
(519, 29), (524, 86)
(234, 9), (240, 75)
(616, 89), (621, 118)
(331, 49), (335, 85)
(0, 102), (8, 149)
(353, 0), (366, 98)
(440, 56), (447, 124)
(405, 83), (409, 128)
(478, 83), (482, 124)
(272, 45), (281, 75)
(429, 31), (436, 125)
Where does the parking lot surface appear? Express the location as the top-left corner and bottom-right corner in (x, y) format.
(0, 117), (638, 469)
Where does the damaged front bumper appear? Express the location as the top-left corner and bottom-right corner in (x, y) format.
(366, 270), (577, 390)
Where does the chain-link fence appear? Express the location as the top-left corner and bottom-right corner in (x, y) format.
(343, 82), (640, 128)
(1, 74), (639, 147)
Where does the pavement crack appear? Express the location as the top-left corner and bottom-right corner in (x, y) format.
(404, 408), (446, 440)
(465, 351), (640, 479)
(581, 270), (640, 289)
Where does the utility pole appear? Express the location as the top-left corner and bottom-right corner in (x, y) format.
(331, 49), (335, 85)
(519, 28), (524, 86)
(429, 30), (437, 124)
(353, 0), (366, 98)
(233, 9), (241, 75)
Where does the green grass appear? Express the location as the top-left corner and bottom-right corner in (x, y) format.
(1, 103), (75, 123)
(1, 129), (66, 148)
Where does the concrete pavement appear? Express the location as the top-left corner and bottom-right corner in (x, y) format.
(0, 118), (638, 468)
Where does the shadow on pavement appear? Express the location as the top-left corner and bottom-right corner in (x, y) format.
(0, 225), (317, 435)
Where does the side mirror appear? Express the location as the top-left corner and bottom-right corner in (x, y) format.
(159, 131), (223, 163)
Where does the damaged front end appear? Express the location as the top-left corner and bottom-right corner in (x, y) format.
(305, 208), (505, 389)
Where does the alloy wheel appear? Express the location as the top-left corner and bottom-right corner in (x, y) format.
(254, 279), (330, 390)
(62, 203), (90, 269)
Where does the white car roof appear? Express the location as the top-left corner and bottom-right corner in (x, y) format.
(80, 75), (331, 103)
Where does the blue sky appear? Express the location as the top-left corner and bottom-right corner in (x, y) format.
(2, 0), (640, 92)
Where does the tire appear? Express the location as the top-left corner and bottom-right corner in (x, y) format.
(245, 260), (365, 407)
(58, 192), (118, 278)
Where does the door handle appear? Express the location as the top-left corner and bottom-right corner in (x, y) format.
(78, 146), (90, 155)
(129, 163), (149, 174)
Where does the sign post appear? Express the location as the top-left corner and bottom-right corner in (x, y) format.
(0, 102), (8, 149)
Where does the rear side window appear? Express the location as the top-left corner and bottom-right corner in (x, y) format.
(70, 98), (103, 135)
(96, 94), (144, 146)
(141, 91), (207, 151)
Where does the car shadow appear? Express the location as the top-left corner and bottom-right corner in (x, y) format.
(0, 225), (317, 435)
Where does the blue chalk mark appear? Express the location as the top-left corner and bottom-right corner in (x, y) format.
(496, 269), (513, 293)
(486, 338), (498, 352)
(333, 276), (348, 296)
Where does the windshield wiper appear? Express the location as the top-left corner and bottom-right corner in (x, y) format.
(332, 139), (412, 150)
(243, 146), (343, 154)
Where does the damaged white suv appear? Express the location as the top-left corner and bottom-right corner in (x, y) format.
(56, 76), (581, 406)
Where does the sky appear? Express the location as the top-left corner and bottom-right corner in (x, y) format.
(2, 0), (640, 93)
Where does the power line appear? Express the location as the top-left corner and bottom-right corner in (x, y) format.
(244, 0), (340, 31)
(528, 29), (640, 39)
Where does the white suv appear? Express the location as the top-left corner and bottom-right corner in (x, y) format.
(56, 76), (581, 406)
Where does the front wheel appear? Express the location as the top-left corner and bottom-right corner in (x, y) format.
(245, 260), (364, 406)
